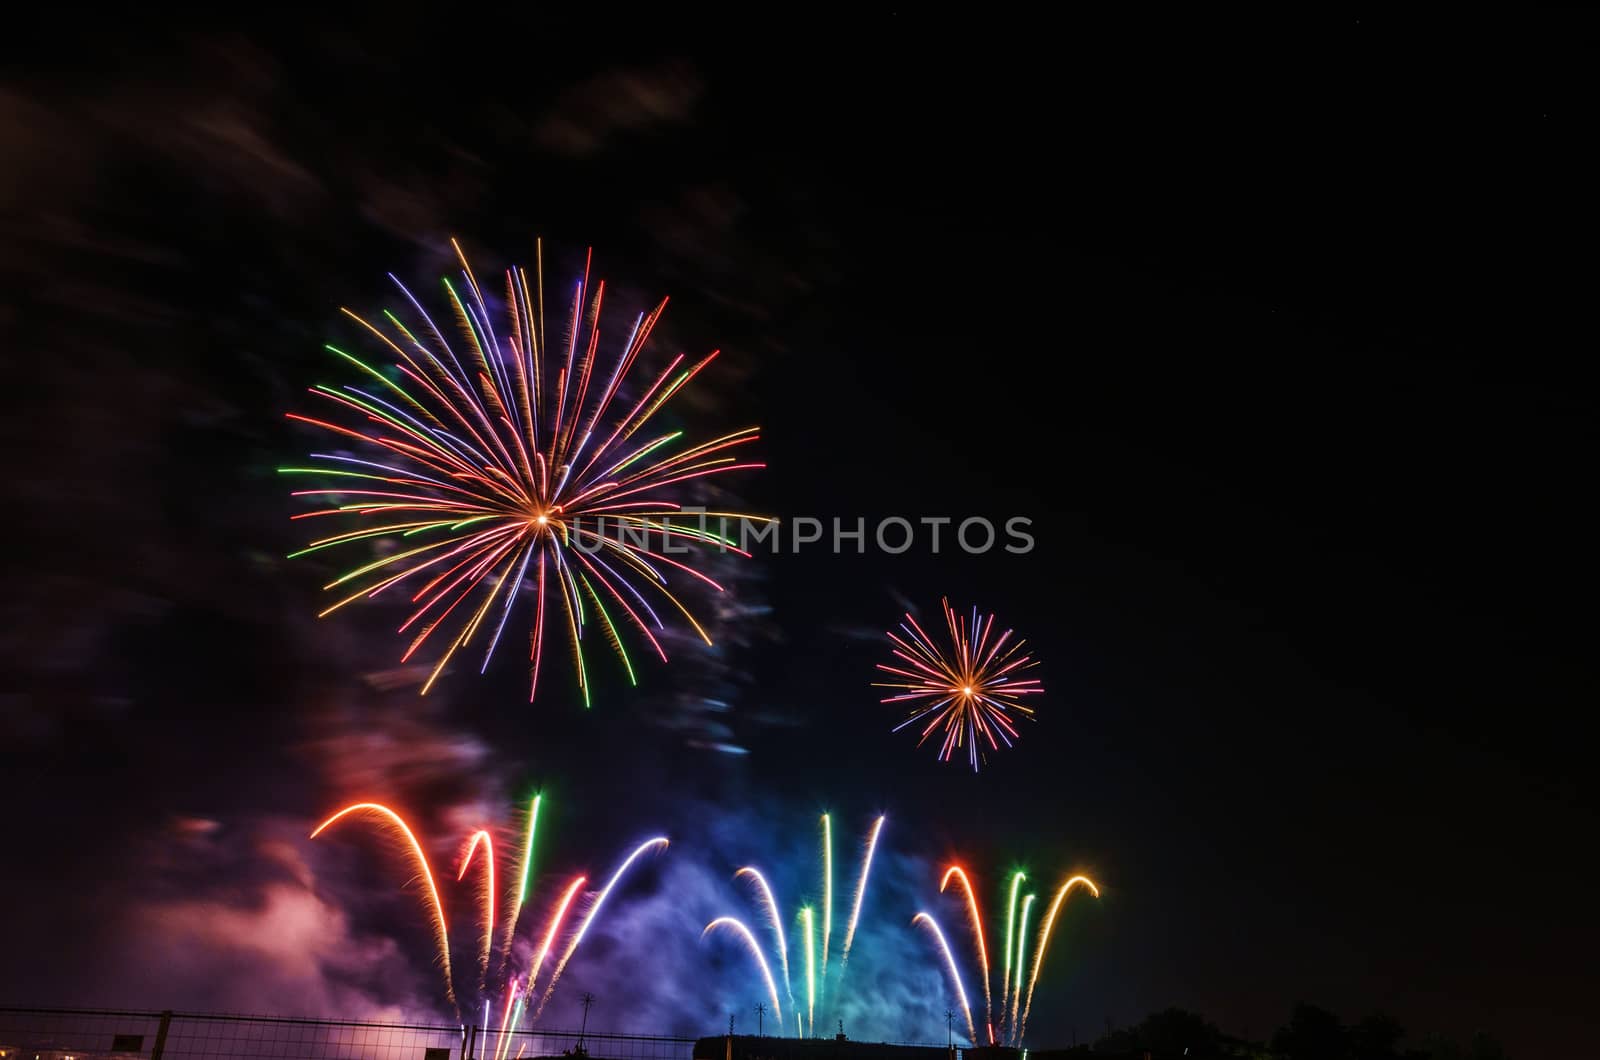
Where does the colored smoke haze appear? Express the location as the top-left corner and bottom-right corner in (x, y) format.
(94, 787), (1087, 1043)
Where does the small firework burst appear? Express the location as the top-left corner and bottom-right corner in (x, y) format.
(875, 598), (1042, 771)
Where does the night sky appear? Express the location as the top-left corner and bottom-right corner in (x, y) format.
(2, 14), (1595, 1059)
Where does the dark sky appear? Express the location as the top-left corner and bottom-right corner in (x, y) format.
(2, 13), (1596, 1059)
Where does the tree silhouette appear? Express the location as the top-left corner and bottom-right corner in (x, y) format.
(1083, 1000), (1508, 1060)
(1350, 1012), (1404, 1060)
(1092, 1007), (1221, 1055)
(1271, 1003), (1347, 1060)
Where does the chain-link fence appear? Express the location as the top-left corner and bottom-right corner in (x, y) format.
(0, 1007), (701, 1060)
(0, 1007), (168, 1059)
(493, 1028), (696, 1060)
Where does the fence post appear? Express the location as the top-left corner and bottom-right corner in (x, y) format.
(151, 1010), (173, 1060)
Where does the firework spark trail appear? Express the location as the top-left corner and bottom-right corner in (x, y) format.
(310, 802), (456, 1008)
(493, 978), (516, 1060)
(999, 871), (1025, 1027)
(941, 866), (992, 1041)
(1008, 894), (1035, 1041)
(735, 867), (792, 1008)
(819, 813), (833, 997)
(528, 875), (587, 990)
(912, 913), (976, 1045)
(1019, 876), (1100, 1043)
(706, 814), (888, 1036)
(799, 906), (816, 1037)
(875, 599), (1043, 771)
(840, 815), (885, 966)
(285, 240), (768, 701)
(458, 829), (497, 986)
(703, 918), (784, 1025)
(499, 994), (526, 1060)
(534, 837), (669, 1019)
(500, 794), (542, 966)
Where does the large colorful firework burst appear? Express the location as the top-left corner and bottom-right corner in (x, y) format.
(875, 599), (1043, 771)
(283, 240), (765, 702)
